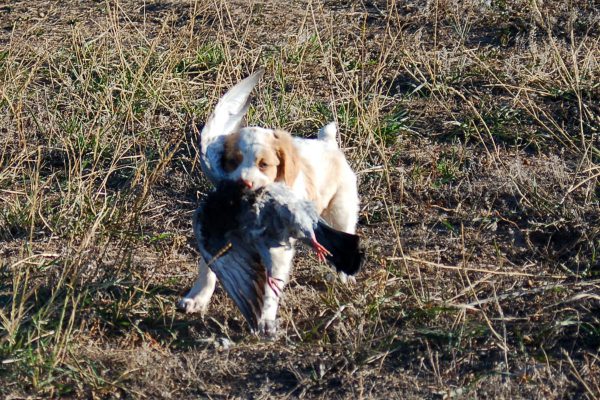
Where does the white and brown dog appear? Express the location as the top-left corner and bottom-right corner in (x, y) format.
(178, 69), (359, 335)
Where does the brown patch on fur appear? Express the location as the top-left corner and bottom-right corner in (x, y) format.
(273, 130), (300, 186)
(301, 163), (318, 205)
(221, 132), (242, 172)
(273, 130), (317, 203)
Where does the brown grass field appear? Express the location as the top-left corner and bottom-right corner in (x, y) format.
(0, 0), (599, 398)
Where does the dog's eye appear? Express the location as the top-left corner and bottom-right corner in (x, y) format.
(258, 160), (268, 170)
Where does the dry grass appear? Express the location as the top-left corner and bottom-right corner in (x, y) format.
(1, 0), (599, 398)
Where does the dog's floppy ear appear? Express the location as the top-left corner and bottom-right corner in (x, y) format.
(221, 132), (242, 172)
(273, 130), (300, 186)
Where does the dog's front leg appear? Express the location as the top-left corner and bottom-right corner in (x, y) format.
(177, 257), (217, 314)
(258, 245), (295, 337)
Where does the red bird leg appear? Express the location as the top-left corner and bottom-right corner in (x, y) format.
(311, 235), (332, 263)
(265, 272), (284, 296)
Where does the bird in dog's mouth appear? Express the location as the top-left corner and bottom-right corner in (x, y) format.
(193, 181), (365, 333)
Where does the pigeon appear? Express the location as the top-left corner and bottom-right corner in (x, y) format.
(194, 181), (364, 332)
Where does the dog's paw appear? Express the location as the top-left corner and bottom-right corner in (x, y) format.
(177, 297), (208, 314)
(257, 318), (279, 339)
(339, 272), (357, 285)
(326, 271), (357, 285)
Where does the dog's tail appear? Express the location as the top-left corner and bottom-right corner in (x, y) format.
(318, 122), (338, 147)
(314, 220), (365, 276)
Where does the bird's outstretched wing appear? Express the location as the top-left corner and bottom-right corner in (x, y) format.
(205, 240), (266, 332)
(193, 190), (267, 332)
(200, 68), (265, 183)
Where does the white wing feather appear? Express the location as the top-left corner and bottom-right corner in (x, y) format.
(200, 68), (265, 183)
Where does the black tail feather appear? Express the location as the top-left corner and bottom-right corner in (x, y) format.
(313, 221), (365, 275)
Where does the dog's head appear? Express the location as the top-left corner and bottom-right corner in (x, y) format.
(221, 127), (300, 189)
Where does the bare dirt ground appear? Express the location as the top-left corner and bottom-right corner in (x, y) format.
(0, 0), (598, 398)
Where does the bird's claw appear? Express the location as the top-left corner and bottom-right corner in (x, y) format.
(267, 275), (284, 296)
(311, 237), (331, 263)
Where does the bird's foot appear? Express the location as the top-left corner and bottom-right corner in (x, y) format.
(267, 275), (284, 297)
(311, 236), (332, 263)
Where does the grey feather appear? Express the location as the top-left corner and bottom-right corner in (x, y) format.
(241, 183), (320, 249)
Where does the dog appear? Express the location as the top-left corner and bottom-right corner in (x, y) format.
(178, 69), (359, 336)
